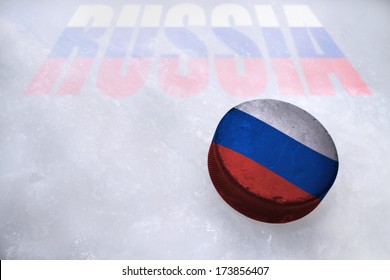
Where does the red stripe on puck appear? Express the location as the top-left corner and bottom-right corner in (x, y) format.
(208, 142), (321, 223)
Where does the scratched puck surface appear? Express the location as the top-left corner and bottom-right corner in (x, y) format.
(208, 99), (339, 223)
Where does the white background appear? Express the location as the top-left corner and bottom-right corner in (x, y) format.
(0, 0), (389, 259)
(2, 260), (390, 279)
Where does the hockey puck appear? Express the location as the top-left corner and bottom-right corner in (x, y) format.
(208, 99), (339, 223)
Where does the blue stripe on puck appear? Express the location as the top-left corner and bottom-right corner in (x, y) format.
(212, 108), (338, 199)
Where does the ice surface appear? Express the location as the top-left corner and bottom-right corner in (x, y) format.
(0, 0), (389, 259)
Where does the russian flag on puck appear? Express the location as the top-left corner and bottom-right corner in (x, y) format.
(208, 99), (339, 223)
